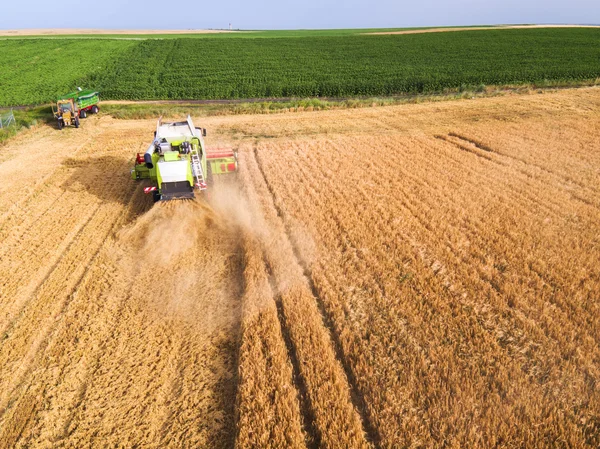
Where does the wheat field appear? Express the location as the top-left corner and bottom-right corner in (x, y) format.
(0, 87), (598, 448)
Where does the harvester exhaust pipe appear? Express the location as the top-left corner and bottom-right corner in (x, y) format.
(144, 153), (154, 169)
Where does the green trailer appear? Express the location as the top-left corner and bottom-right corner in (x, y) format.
(58, 89), (100, 118)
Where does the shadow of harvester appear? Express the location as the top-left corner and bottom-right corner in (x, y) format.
(61, 155), (153, 220)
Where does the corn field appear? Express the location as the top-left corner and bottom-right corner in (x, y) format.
(1, 28), (600, 106)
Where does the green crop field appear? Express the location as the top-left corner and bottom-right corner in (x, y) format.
(0, 39), (136, 106)
(1, 28), (599, 106)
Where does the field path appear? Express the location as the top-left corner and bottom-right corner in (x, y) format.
(366, 24), (600, 35)
(0, 29), (238, 36)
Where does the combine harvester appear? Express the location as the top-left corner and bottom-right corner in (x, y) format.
(131, 116), (237, 201)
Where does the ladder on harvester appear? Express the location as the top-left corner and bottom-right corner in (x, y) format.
(190, 148), (207, 190)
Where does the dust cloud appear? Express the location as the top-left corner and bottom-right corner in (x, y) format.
(115, 197), (242, 333)
(208, 180), (269, 240)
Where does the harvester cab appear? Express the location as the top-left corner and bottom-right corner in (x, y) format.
(52, 98), (80, 130)
(131, 116), (238, 202)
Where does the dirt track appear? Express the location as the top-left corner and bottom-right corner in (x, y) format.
(0, 29), (236, 36)
(366, 24), (600, 35)
(1, 87), (599, 448)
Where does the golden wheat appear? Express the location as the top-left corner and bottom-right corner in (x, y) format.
(1, 88), (598, 448)
(242, 89), (600, 447)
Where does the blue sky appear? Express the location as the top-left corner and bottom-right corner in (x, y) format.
(1, 0), (598, 30)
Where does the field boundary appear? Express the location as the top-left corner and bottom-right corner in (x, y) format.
(0, 110), (15, 129)
(101, 83), (600, 120)
(0, 178), (138, 417)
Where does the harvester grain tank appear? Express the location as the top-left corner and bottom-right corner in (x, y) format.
(131, 116), (238, 201)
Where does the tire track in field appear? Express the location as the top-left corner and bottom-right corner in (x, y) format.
(0, 120), (121, 252)
(234, 158), (320, 448)
(252, 146), (381, 448)
(291, 135), (600, 443)
(57, 200), (241, 449)
(151, 338), (190, 447)
(0, 188), (66, 246)
(427, 135), (582, 223)
(264, 260), (320, 449)
(326, 135), (597, 345)
(277, 138), (549, 445)
(0, 121), (105, 227)
(434, 134), (494, 160)
(0, 383), (43, 449)
(0, 189), (146, 447)
(0, 151), (137, 331)
(231, 180), (310, 449)
(0, 179), (137, 419)
(439, 132), (600, 207)
(0, 210), (116, 416)
(283, 139), (433, 444)
(0, 120), (141, 438)
(38, 288), (135, 446)
(451, 131), (600, 195)
(418, 135), (600, 328)
(0, 203), (100, 336)
(26, 198), (146, 445)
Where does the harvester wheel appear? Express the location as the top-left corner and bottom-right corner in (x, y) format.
(152, 191), (161, 203)
(57, 119), (63, 130)
(80, 110), (87, 118)
(91, 105), (99, 114)
(74, 117), (80, 128)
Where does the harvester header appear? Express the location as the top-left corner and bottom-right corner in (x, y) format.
(131, 116), (238, 201)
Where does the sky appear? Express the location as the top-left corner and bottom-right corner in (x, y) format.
(0, 0), (599, 30)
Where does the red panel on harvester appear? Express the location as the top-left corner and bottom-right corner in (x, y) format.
(207, 148), (235, 159)
(227, 163), (236, 172)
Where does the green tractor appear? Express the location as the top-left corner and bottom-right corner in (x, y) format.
(52, 98), (80, 130)
(131, 116), (238, 202)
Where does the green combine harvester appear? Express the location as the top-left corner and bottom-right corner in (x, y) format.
(58, 88), (100, 118)
(131, 116), (238, 201)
